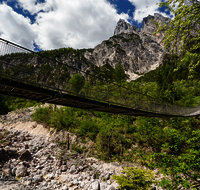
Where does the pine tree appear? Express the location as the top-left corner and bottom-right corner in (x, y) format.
(113, 61), (129, 83)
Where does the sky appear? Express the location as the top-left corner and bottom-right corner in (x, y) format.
(0, 0), (173, 51)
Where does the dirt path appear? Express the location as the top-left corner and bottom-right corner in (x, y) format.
(3, 121), (51, 137)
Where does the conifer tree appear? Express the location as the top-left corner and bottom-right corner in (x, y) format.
(113, 61), (129, 83)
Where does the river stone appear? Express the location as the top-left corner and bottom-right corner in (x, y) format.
(33, 174), (43, 182)
(62, 185), (68, 190)
(100, 182), (107, 190)
(90, 181), (100, 190)
(61, 165), (68, 172)
(15, 164), (27, 177)
(104, 173), (110, 180)
(69, 165), (76, 174)
(42, 181), (48, 186)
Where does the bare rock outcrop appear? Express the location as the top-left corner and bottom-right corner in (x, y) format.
(140, 13), (171, 44)
(114, 18), (140, 36)
(84, 13), (171, 78)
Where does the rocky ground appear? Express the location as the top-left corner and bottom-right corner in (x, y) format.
(0, 107), (165, 190)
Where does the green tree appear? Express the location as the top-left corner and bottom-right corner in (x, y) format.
(155, 0), (200, 79)
(88, 63), (115, 84)
(68, 74), (85, 94)
(156, 54), (179, 103)
(147, 128), (200, 190)
(113, 61), (129, 83)
(113, 61), (129, 97)
(99, 63), (115, 83)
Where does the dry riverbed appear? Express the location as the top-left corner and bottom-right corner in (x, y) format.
(0, 107), (164, 190)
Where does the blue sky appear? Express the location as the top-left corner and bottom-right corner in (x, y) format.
(0, 0), (172, 51)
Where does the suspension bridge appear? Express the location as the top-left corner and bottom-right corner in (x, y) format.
(0, 37), (199, 118)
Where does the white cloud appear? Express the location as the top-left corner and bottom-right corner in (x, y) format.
(16, 0), (55, 15)
(128, 0), (171, 23)
(0, 2), (36, 49)
(13, 0), (129, 50)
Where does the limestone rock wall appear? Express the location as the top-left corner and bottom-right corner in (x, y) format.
(84, 13), (171, 77)
(114, 18), (140, 36)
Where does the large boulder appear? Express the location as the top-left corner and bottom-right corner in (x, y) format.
(19, 150), (32, 161)
(100, 182), (107, 190)
(15, 163), (27, 177)
(33, 174), (43, 183)
(69, 165), (76, 174)
(0, 148), (8, 161)
(6, 148), (18, 156)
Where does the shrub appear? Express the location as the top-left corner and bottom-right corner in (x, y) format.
(112, 167), (159, 190)
(78, 118), (99, 140)
(33, 106), (79, 131)
(71, 144), (84, 154)
(33, 105), (52, 124)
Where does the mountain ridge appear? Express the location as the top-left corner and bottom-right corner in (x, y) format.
(84, 13), (171, 80)
(0, 13), (171, 82)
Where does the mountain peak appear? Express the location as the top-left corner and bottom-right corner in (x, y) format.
(114, 19), (140, 36)
(114, 13), (171, 36)
(141, 13), (171, 35)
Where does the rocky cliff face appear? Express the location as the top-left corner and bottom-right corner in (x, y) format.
(184, 0), (193, 6)
(140, 13), (171, 44)
(84, 13), (171, 80)
(114, 18), (140, 36)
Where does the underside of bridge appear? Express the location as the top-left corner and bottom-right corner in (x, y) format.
(0, 78), (179, 118)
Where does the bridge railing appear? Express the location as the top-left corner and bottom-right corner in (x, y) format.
(0, 37), (200, 117)
(0, 38), (30, 56)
